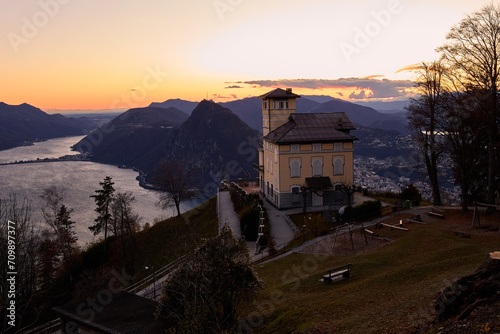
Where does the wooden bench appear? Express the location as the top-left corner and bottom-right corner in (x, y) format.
(322, 264), (351, 283)
(381, 223), (408, 231)
(404, 218), (426, 225)
(428, 211), (445, 219)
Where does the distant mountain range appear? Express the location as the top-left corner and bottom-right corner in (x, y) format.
(305, 98), (409, 134)
(75, 101), (260, 189)
(4, 94), (413, 194)
(0, 102), (97, 151)
(149, 96), (410, 134)
(149, 99), (198, 115)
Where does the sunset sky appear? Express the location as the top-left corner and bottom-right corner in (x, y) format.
(0, 0), (495, 112)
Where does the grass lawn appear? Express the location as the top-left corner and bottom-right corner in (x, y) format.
(242, 209), (499, 334)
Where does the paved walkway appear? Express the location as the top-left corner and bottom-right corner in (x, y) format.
(217, 190), (298, 257)
(217, 190), (241, 237)
(261, 197), (296, 247)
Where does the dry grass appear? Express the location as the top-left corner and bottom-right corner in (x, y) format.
(243, 209), (500, 334)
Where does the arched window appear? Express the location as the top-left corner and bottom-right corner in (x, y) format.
(312, 158), (323, 177)
(333, 157), (344, 175)
(290, 159), (301, 178)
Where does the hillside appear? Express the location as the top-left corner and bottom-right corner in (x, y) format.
(74, 106), (188, 168)
(307, 98), (409, 134)
(0, 102), (96, 150)
(244, 209), (499, 333)
(161, 100), (261, 187)
(354, 99), (410, 113)
(75, 101), (260, 191)
(149, 99), (198, 115)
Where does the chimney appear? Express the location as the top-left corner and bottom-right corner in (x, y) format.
(286, 88), (292, 94)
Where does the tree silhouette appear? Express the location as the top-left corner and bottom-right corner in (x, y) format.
(157, 226), (262, 333)
(152, 160), (196, 217)
(89, 176), (115, 257)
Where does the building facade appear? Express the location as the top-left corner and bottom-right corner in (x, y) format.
(256, 88), (357, 209)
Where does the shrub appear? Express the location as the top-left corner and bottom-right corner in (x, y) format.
(342, 200), (382, 222)
(240, 207), (260, 241)
(401, 183), (422, 203)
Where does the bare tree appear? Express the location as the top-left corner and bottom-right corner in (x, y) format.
(0, 192), (40, 332)
(110, 191), (139, 275)
(438, 4), (500, 206)
(152, 160), (197, 217)
(40, 187), (78, 261)
(406, 61), (447, 206)
(110, 191), (139, 238)
(440, 90), (490, 211)
(156, 226), (262, 333)
(40, 186), (63, 232)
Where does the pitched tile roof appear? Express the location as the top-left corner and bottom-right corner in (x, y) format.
(258, 88), (301, 99)
(263, 113), (357, 144)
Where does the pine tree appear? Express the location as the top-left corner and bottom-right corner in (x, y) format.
(89, 176), (115, 257)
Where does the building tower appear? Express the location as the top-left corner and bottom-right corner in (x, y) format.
(259, 88), (300, 136)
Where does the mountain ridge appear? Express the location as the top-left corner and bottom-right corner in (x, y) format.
(0, 102), (97, 151)
(150, 96), (409, 134)
(75, 100), (260, 191)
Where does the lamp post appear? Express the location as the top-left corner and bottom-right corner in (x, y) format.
(145, 265), (156, 300)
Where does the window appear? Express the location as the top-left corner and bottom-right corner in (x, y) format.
(334, 142), (343, 151)
(292, 186), (301, 203)
(313, 143), (322, 152)
(273, 100), (289, 109)
(333, 156), (345, 175)
(312, 158), (323, 177)
(290, 158), (301, 178)
(263, 101), (267, 109)
(266, 181), (269, 195)
(274, 147), (278, 163)
(291, 144), (300, 152)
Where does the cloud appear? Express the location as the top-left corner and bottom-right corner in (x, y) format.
(230, 94), (237, 99)
(349, 90), (368, 99)
(363, 75), (385, 79)
(212, 94), (231, 99)
(337, 92), (344, 97)
(224, 85), (244, 89)
(395, 63), (423, 74)
(236, 78), (415, 100)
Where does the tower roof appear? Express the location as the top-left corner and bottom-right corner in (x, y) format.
(258, 88), (301, 99)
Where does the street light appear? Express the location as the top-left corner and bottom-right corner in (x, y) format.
(144, 265), (156, 300)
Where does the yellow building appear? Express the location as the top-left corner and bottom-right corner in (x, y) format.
(256, 88), (357, 209)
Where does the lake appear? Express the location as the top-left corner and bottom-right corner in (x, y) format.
(0, 136), (202, 245)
